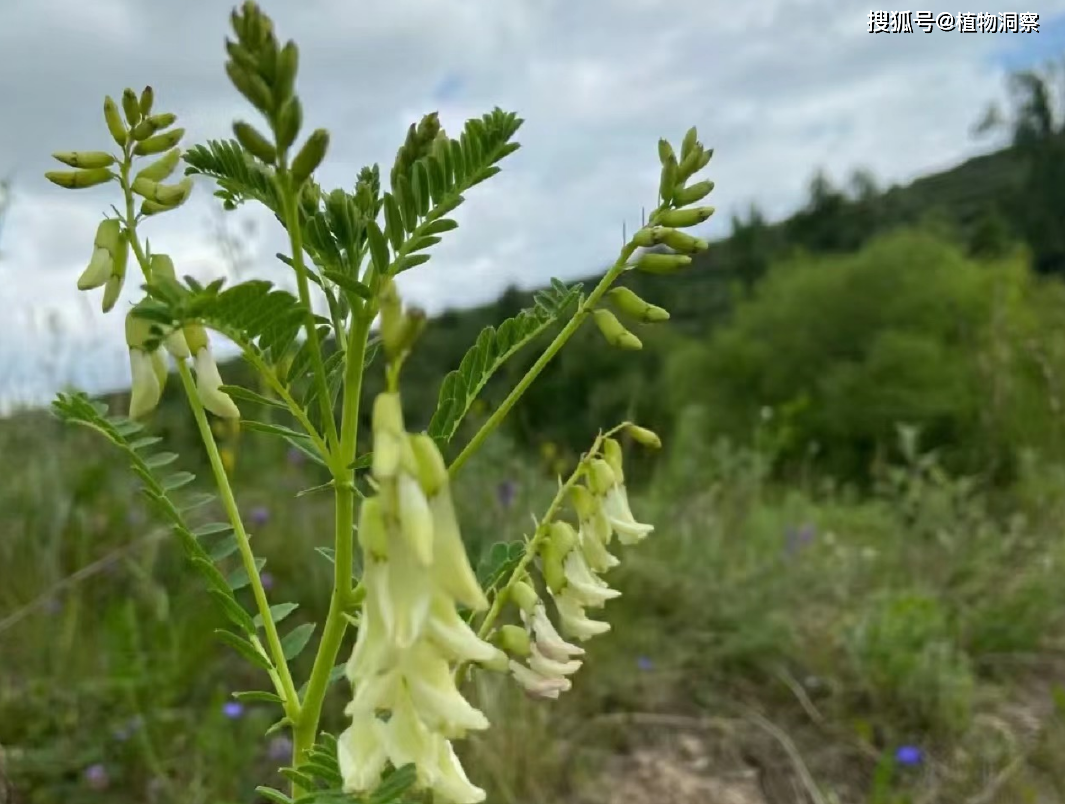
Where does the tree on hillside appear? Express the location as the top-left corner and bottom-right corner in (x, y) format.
(730, 203), (772, 290)
(976, 61), (1065, 275)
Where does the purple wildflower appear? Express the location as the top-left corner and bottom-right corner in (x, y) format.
(636, 656), (654, 671)
(267, 735), (294, 761)
(784, 524), (816, 556)
(496, 480), (517, 509)
(895, 745), (923, 766)
(222, 701), (244, 719)
(83, 763), (109, 790)
(249, 506), (270, 526)
(286, 447), (305, 467)
(260, 572), (275, 591)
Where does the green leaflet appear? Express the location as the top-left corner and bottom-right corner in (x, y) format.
(428, 278), (582, 443)
(50, 393), (261, 652)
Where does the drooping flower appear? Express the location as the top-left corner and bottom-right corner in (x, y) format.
(125, 311), (168, 419)
(339, 392), (502, 804)
(588, 439), (653, 545)
(184, 323), (240, 419)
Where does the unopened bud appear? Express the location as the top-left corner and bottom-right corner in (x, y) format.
(275, 41), (299, 103)
(77, 219), (122, 290)
(657, 138), (675, 166)
(673, 180), (714, 207)
(357, 496), (389, 558)
(133, 128), (185, 156)
(541, 544), (566, 594)
(134, 148), (182, 183)
(52, 151), (115, 169)
(588, 459), (617, 496)
(103, 96), (127, 147)
(121, 88), (141, 126)
(131, 176), (193, 207)
(495, 625), (532, 657)
(183, 322), (209, 353)
(654, 207), (715, 229)
(509, 581), (539, 614)
(409, 433), (448, 496)
(606, 287), (669, 323)
(233, 121), (276, 164)
(45, 168), (114, 190)
(138, 86), (155, 116)
(635, 252), (692, 275)
(550, 521), (578, 556)
(602, 438), (624, 480)
(658, 228), (708, 254)
(680, 126), (698, 161)
(226, 61), (274, 115)
(570, 484), (597, 521)
(371, 392), (405, 479)
(625, 424), (662, 449)
(101, 229), (130, 313)
(290, 127), (329, 185)
(659, 154), (677, 205)
(592, 309), (642, 350)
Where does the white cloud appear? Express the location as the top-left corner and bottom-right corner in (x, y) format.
(0, 0), (1061, 410)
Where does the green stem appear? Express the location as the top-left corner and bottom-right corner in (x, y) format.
(177, 360), (301, 715)
(278, 174), (341, 452)
(448, 244), (638, 478)
(291, 309), (373, 778)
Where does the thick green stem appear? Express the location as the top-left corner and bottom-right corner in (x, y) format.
(291, 309), (373, 773)
(448, 244), (637, 478)
(177, 360), (301, 712)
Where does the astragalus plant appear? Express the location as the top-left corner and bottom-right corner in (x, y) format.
(43, 3), (716, 801)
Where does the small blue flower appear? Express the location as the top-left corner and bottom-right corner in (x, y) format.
(636, 656), (654, 671)
(286, 447), (305, 466)
(249, 506), (270, 526)
(496, 480), (517, 509)
(895, 745), (923, 766)
(83, 763), (109, 790)
(222, 701), (244, 719)
(260, 571), (275, 591)
(267, 735), (294, 761)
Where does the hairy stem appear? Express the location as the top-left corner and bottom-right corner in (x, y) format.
(291, 308), (373, 778)
(448, 244), (638, 477)
(278, 174), (340, 453)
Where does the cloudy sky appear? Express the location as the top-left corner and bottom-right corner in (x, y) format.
(0, 0), (1060, 411)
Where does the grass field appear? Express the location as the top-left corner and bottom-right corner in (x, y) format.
(5, 394), (1065, 804)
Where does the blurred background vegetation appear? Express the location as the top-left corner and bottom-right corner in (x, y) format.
(6, 62), (1065, 804)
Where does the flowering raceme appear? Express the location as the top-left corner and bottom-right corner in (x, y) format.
(339, 392), (504, 804)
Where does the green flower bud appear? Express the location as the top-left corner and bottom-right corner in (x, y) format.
(606, 287), (669, 323)
(103, 96), (127, 146)
(138, 86), (154, 116)
(52, 151), (115, 169)
(657, 138), (675, 166)
(101, 229), (129, 313)
(132, 176), (193, 207)
(290, 127), (329, 186)
(541, 544), (566, 594)
(45, 168), (114, 189)
(371, 391), (405, 479)
(275, 40), (299, 104)
(132, 128), (185, 157)
(121, 88), (141, 126)
(409, 432), (448, 497)
(591, 309), (642, 350)
(658, 228), (708, 254)
(183, 322), (209, 353)
(570, 484), (597, 521)
(635, 252), (692, 275)
(357, 496), (389, 559)
(588, 459), (617, 496)
(225, 61), (274, 115)
(549, 521), (578, 556)
(680, 126), (698, 161)
(275, 97), (302, 152)
(77, 219), (122, 291)
(625, 424), (662, 449)
(134, 148), (182, 183)
(659, 154), (678, 205)
(673, 180), (714, 207)
(148, 112), (177, 130)
(509, 581), (539, 615)
(233, 121), (276, 165)
(602, 438), (624, 481)
(654, 207), (715, 229)
(495, 624), (532, 657)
